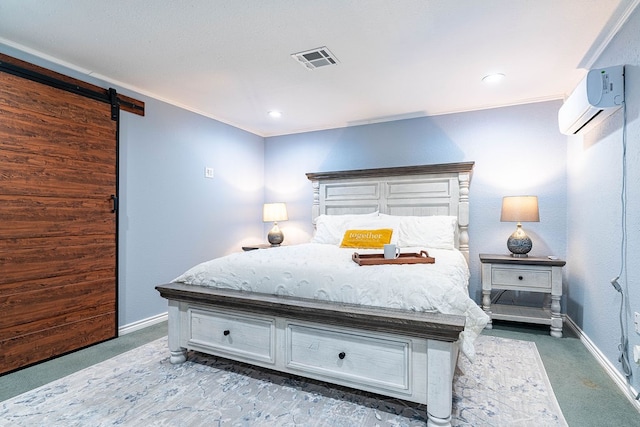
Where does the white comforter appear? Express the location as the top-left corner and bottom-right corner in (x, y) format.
(173, 243), (489, 359)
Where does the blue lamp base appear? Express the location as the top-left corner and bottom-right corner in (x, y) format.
(267, 223), (284, 246)
(507, 224), (532, 257)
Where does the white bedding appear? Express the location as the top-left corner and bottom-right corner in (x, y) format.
(173, 243), (489, 359)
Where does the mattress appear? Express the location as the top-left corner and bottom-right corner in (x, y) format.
(173, 243), (489, 359)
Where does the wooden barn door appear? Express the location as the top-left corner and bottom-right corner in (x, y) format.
(0, 62), (119, 374)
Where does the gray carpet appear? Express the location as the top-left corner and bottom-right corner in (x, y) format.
(0, 335), (566, 426)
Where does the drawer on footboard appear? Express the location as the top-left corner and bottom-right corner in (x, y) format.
(285, 322), (411, 395)
(188, 307), (275, 364)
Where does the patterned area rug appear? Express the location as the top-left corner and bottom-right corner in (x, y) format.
(0, 335), (566, 426)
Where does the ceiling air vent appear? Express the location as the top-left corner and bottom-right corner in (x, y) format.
(291, 47), (339, 70)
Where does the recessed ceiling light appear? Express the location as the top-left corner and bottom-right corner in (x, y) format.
(268, 110), (282, 118)
(482, 73), (505, 83)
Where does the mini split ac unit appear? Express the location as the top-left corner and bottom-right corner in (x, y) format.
(558, 65), (624, 135)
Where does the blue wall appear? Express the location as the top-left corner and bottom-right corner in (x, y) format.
(264, 101), (568, 303)
(118, 99), (264, 326)
(567, 5), (640, 393)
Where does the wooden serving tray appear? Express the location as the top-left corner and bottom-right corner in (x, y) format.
(352, 250), (435, 266)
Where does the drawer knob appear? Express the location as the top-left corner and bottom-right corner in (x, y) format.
(338, 351), (346, 360)
(518, 276), (523, 280)
(223, 330), (230, 336)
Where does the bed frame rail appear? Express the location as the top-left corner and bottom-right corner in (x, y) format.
(156, 283), (464, 341)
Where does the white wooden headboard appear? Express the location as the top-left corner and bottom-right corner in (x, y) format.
(306, 162), (474, 263)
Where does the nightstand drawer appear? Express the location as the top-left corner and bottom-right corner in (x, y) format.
(492, 267), (551, 290)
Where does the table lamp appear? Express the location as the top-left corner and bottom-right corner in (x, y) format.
(263, 203), (288, 246)
(500, 196), (539, 257)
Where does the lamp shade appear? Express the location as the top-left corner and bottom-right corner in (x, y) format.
(263, 203), (288, 222)
(500, 196), (539, 223)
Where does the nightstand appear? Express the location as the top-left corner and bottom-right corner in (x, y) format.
(479, 253), (566, 337)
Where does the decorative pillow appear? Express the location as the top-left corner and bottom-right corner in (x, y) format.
(351, 215), (401, 244)
(397, 215), (458, 249)
(311, 212), (378, 244)
(339, 229), (394, 249)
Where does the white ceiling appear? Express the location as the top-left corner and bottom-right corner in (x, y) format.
(0, 0), (637, 137)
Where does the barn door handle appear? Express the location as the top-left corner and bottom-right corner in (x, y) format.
(110, 195), (118, 213)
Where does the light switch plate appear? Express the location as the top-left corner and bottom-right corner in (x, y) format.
(205, 167), (214, 179)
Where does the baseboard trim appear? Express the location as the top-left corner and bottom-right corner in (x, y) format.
(118, 312), (168, 336)
(564, 316), (640, 412)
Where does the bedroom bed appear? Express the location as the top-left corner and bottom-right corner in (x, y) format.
(156, 162), (488, 427)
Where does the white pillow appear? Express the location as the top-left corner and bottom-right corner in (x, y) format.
(397, 215), (458, 249)
(311, 212), (379, 244)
